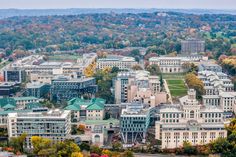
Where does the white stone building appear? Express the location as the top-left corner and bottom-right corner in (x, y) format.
(155, 89), (227, 149)
(97, 55), (137, 70)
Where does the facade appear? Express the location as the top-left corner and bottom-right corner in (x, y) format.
(25, 82), (50, 98)
(198, 62), (222, 73)
(181, 38), (205, 54)
(155, 89), (227, 149)
(13, 97), (39, 109)
(114, 71), (165, 105)
(64, 98), (105, 121)
(7, 110), (71, 148)
(97, 55), (137, 70)
(198, 71), (235, 112)
(120, 102), (153, 145)
(3, 68), (26, 83)
(0, 82), (19, 97)
(50, 76), (97, 102)
(149, 57), (190, 73)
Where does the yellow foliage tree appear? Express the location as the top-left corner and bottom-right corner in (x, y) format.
(71, 152), (83, 157)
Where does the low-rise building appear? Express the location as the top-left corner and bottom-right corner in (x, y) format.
(0, 82), (19, 97)
(64, 98), (105, 121)
(3, 68), (26, 83)
(25, 82), (50, 98)
(7, 109), (71, 148)
(198, 62), (222, 72)
(97, 55), (137, 70)
(50, 76), (97, 102)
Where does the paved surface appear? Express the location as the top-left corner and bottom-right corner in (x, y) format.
(134, 153), (202, 157)
(163, 79), (173, 104)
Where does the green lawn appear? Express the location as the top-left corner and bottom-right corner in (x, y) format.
(161, 73), (186, 80)
(167, 79), (187, 97)
(48, 54), (80, 61)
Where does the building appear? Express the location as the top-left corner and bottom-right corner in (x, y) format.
(25, 82), (50, 98)
(7, 109), (71, 148)
(13, 97), (39, 109)
(50, 76), (97, 102)
(0, 82), (19, 97)
(3, 68), (26, 83)
(155, 89), (227, 149)
(198, 71), (235, 112)
(114, 71), (165, 105)
(198, 62), (222, 73)
(97, 55), (137, 70)
(149, 57), (190, 73)
(181, 38), (205, 54)
(120, 102), (154, 145)
(64, 98), (105, 121)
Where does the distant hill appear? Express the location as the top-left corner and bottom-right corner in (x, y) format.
(0, 8), (236, 19)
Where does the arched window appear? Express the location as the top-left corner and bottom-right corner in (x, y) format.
(190, 110), (194, 118)
(94, 135), (100, 143)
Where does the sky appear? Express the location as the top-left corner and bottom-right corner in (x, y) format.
(0, 0), (235, 9)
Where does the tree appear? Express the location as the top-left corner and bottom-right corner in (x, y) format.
(31, 136), (54, 156)
(90, 145), (102, 155)
(9, 133), (27, 154)
(131, 64), (143, 70)
(160, 74), (164, 91)
(122, 150), (134, 157)
(79, 142), (90, 151)
(185, 73), (205, 99)
(112, 141), (122, 151)
(55, 140), (81, 157)
(71, 152), (83, 157)
(183, 141), (197, 155)
(146, 64), (161, 76)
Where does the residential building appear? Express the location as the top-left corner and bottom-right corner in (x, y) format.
(3, 68), (26, 83)
(120, 101), (154, 145)
(50, 76), (97, 102)
(155, 89), (227, 149)
(97, 55), (137, 70)
(64, 98), (105, 121)
(7, 109), (71, 148)
(181, 38), (205, 54)
(25, 82), (50, 98)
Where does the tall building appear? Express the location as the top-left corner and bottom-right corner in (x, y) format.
(50, 76), (97, 102)
(155, 89), (227, 149)
(7, 110), (71, 148)
(120, 102), (154, 145)
(181, 38), (205, 54)
(3, 68), (26, 83)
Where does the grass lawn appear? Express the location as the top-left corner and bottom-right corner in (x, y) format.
(161, 73), (186, 80)
(167, 79), (187, 97)
(48, 54), (80, 61)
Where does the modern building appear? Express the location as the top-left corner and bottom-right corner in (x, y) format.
(3, 68), (26, 83)
(13, 97), (39, 109)
(198, 62), (223, 73)
(25, 82), (50, 98)
(50, 76), (97, 102)
(120, 102), (154, 145)
(181, 38), (205, 54)
(97, 55), (137, 70)
(155, 89), (227, 149)
(64, 98), (105, 121)
(7, 109), (71, 148)
(0, 82), (19, 97)
(114, 71), (166, 105)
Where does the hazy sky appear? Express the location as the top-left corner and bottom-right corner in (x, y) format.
(0, 0), (236, 9)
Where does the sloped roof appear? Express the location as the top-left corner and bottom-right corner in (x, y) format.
(0, 98), (16, 109)
(2, 104), (15, 109)
(65, 98), (105, 111)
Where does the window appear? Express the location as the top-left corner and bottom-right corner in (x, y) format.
(190, 110), (194, 118)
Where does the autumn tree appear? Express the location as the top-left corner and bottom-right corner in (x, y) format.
(185, 73), (205, 99)
(9, 133), (27, 154)
(131, 64), (143, 70)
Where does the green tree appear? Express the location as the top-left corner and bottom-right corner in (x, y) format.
(90, 145), (102, 155)
(183, 141), (197, 155)
(112, 141), (122, 151)
(122, 150), (134, 157)
(9, 133), (27, 153)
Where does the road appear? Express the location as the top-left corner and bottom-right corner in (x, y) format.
(163, 79), (173, 104)
(134, 153), (201, 157)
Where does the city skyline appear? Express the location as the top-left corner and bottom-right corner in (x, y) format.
(0, 0), (236, 9)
